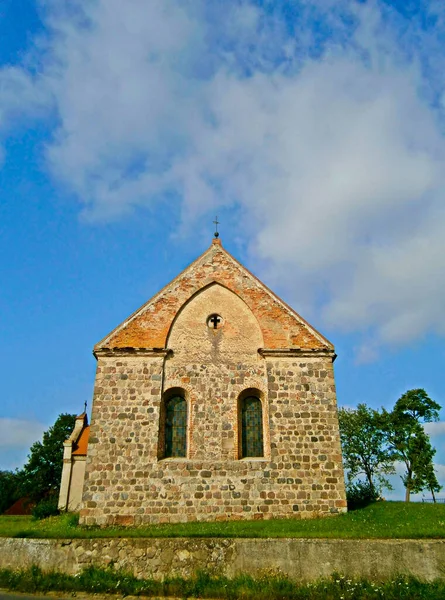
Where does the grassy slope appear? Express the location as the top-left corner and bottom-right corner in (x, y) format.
(1, 566), (445, 599)
(0, 501), (444, 539)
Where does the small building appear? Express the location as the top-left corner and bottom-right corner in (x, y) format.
(73, 237), (346, 525)
(58, 412), (90, 512)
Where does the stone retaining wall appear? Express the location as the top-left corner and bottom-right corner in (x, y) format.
(0, 538), (444, 582)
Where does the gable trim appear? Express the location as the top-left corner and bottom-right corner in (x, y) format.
(94, 239), (333, 352)
(94, 245), (216, 350)
(94, 348), (171, 358)
(217, 247), (333, 349)
(259, 348), (336, 361)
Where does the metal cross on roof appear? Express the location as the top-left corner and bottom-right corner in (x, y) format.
(213, 216), (220, 238)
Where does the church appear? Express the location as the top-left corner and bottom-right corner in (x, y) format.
(60, 235), (346, 525)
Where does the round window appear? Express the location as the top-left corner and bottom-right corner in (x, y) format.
(207, 314), (224, 330)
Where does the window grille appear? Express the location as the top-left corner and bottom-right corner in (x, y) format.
(241, 396), (264, 457)
(165, 395), (187, 458)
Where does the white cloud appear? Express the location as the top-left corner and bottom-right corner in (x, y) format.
(0, 418), (46, 450)
(2, 0), (445, 353)
(0, 67), (51, 141)
(0, 418), (47, 471)
(425, 421), (445, 438)
(434, 463), (445, 483)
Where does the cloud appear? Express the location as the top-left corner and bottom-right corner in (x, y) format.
(434, 463), (445, 483)
(0, 418), (46, 449)
(0, 67), (51, 151)
(425, 421), (445, 438)
(0, 418), (47, 470)
(2, 0), (445, 353)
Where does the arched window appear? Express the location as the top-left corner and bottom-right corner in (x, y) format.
(241, 396), (264, 458)
(165, 395), (187, 458)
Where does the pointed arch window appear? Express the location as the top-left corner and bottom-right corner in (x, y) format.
(241, 396), (264, 458)
(165, 395), (187, 458)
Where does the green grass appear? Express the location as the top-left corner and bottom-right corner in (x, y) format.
(0, 566), (444, 599)
(1, 501), (445, 539)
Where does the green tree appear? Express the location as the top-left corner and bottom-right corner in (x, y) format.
(19, 413), (76, 503)
(384, 389), (441, 502)
(0, 470), (21, 514)
(407, 427), (442, 502)
(338, 404), (395, 495)
(422, 452), (443, 503)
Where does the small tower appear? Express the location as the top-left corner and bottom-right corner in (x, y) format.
(58, 411), (90, 512)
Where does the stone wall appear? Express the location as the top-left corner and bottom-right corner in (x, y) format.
(80, 353), (345, 526)
(0, 537), (444, 582)
(79, 239), (346, 526)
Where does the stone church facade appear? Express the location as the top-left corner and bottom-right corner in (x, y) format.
(78, 238), (346, 526)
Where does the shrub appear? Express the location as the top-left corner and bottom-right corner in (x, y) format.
(32, 498), (60, 520)
(346, 480), (379, 511)
(66, 512), (80, 527)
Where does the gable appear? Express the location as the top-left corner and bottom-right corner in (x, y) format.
(167, 282), (264, 362)
(95, 239), (333, 352)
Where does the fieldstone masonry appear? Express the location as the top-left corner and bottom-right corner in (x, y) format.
(1, 538), (444, 582)
(79, 238), (346, 525)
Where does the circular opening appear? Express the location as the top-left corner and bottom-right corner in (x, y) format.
(207, 313), (224, 329)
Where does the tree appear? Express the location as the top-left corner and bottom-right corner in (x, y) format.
(338, 404), (395, 495)
(19, 413), (76, 503)
(422, 450), (443, 503)
(384, 389), (441, 502)
(0, 470), (21, 514)
(407, 427), (442, 502)
(392, 389), (441, 424)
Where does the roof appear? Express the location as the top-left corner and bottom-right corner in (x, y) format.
(72, 425), (90, 456)
(3, 497), (33, 515)
(95, 238), (334, 353)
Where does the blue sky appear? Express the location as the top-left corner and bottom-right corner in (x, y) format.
(1, 0), (444, 501)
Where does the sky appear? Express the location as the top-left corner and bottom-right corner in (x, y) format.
(0, 0), (444, 501)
